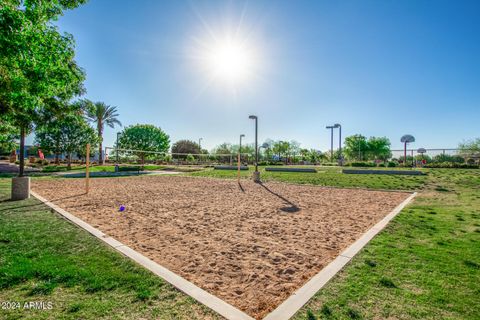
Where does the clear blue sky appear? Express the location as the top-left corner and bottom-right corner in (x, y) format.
(51, 0), (479, 151)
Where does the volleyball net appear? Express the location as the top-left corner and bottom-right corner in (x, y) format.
(104, 147), (252, 166)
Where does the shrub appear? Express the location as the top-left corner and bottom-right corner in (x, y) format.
(424, 162), (479, 169)
(387, 161), (397, 167)
(378, 163), (386, 167)
(186, 154), (195, 163)
(348, 162), (376, 167)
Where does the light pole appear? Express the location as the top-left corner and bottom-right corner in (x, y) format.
(198, 138), (203, 151)
(249, 115), (260, 182)
(326, 125), (334, 162)
(239, 134), (245, 162)
(334, 123), (342, 165)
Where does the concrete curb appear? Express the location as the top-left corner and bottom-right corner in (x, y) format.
(30, 191), (254, 320)
(263, 192), (417, 320)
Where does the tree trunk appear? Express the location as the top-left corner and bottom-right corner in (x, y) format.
(19, 126), (25, 177)
(55, 137), (60, 164)
(98, 121), (103, 164)
(67, 153), (72, 170)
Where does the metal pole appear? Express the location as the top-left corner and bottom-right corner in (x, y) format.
(338, 125), (342, 165)
(330, 128), (333, 162)
(255, 118), (258, 172)
(404, 142), (407, 167)
(249, 115), (260, 182)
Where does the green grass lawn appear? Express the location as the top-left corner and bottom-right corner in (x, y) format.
(292, 168), (480, 320)
(189, 166), (426, 190)
(0, 179), (219, 320)
(0, 168), (478, 319)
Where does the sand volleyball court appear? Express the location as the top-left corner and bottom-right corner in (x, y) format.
(33, 175), (410, 319)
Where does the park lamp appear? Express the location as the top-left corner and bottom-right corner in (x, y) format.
(326, 125), (334, 162)
(249, 115), (260, 182)
(334, 123), (342, 165)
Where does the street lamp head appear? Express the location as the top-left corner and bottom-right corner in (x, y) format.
(333, 123), (341, 128)
(240, 134), (245, 138)
(326, 126), (334, 129)
(249, 115), (257, 120)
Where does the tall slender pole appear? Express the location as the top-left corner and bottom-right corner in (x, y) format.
(330, 128), (334, 162)
(255, 119), (258, 172)
(249, 115), (260, 182)
(338, 125), (342, 165)
(86, 143), (90, 194)
(199, 138), (202, 150)
(404, 142), (407, 167)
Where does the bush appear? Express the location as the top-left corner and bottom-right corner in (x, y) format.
(35, 159), (49, 165)
(387, 161), (398, 167)
(321, 162), (338, 166)
(424, 162), (479, 169)
(186, 154), (195, 163)
(348, 162), (376, 167)
(378, 163), (386, 167)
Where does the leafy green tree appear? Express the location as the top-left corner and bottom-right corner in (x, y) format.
(35, 114), (98, 169)
(213, 143), (233, 155)
(118, 124), (170, 164)
(0, 120), (18, 154)
(0, 0), (87, 176)
(367, 136), (391, 161)
(82, 100), (122, 163)
(171, 140), (201, 158)
(458, 138), (480, 157)
(343, 135), (368, 161)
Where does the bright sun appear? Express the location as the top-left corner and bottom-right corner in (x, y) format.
(207, 40), (253, 82)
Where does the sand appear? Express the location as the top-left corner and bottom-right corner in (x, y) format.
(32, 176), (410, 319)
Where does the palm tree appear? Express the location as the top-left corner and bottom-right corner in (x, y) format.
(83, 101), (122, 163)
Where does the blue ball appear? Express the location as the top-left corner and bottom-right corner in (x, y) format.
(119, 205), (125, 212)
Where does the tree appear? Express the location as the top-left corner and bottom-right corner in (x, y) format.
(0, 119), (18, 154)
(117, 124), (170, 164)
(458, 138), (480, 158)
(83, 100), (122, 163)
(171, 140), (201, 158)
(0, 0), (87, 176)
(35, 114), (98, 169)
(343, 135), (368, 161)
(213, 143), (233, 155)
(367, 137), (391, 162)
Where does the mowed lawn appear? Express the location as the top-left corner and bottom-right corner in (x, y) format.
(0, 167), (479, 319)
(0, 179), (219, 320)
(189, 166), (425, 190)
(192, 167), (480, 319)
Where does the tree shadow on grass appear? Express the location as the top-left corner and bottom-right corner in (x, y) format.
(0, 193), (86, 212)
(258, 182), (300, 213)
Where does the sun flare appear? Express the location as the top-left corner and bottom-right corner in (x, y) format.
(207, 39), (254, 82)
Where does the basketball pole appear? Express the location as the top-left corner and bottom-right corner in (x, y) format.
(86, 143), (90, 194)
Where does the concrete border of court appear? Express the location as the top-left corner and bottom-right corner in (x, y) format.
(30, 189), (416, 320)
(263, 191), (417, 320)
(30, 190), (254, 320)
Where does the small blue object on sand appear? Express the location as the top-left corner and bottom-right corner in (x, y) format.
(119, 205), (125, 212)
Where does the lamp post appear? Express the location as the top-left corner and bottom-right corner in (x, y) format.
(239, 134), (245, 162)
(334, 123), (342, 165)
(326, 125), (334, 162)
(198, 138), (203, 151)
(249, 115), (260, 182)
